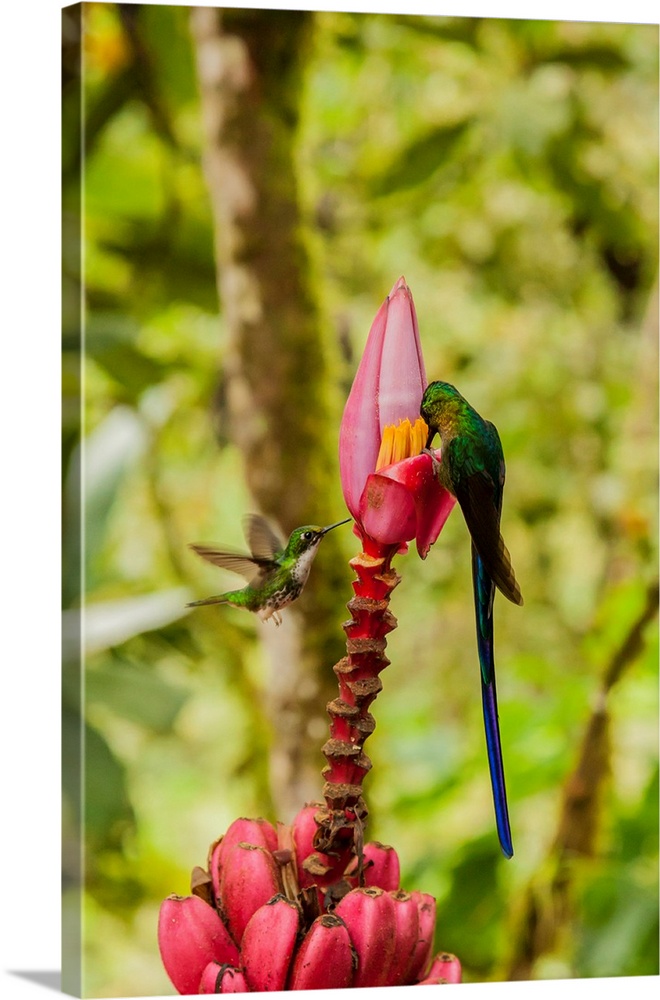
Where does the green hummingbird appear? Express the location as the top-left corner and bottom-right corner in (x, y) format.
(187, 514), (351, 626)
(420, 380), (523, 859)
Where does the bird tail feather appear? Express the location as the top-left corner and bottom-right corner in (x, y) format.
(472, 544), (514, 859)
(186, 595), (229, 607)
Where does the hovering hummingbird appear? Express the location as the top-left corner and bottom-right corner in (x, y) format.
(187, 514), (351, 626)
(420, 380), (523, 859)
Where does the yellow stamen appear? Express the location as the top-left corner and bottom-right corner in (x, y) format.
(375, 416), (429, 471)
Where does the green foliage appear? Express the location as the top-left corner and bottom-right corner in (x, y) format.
(577, 765), (659, 978)
(64, 5), (658, 995)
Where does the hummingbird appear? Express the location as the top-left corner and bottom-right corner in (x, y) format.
(187, 514), (351, 626)
(420, 380), (523, 859)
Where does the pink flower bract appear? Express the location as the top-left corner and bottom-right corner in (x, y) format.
(339, 277), (456, 553)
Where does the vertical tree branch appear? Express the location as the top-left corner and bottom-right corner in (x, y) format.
(190, 6), (346, 816)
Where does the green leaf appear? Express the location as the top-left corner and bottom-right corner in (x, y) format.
(544, 44), (629, 72)
(63, 706), (136, 852)
(142, 3), (199, 107)
(433, 835), (504, 973)
(579, 870), (660, 977)
(69, 589), (191, 656)
(87, 333), (170, 399)
(87, 657), (189, 733)
(370, 120), (472, 196)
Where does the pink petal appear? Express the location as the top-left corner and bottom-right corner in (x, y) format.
(339, 277), (427, 520)
(378, 451), (456, 558)
(378, 278), (427, 432)
(339, 296), (389, 518)
(358, 473), (417, 546)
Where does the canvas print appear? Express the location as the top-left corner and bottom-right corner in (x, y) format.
(62, 3), (659, 996)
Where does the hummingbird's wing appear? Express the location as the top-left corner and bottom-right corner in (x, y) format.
(447, 437), (523, 607)
(243, 513), (286, 561)
(189, 544), (274, 585)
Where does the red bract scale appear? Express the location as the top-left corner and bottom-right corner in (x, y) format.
(160, 280), (462, 991)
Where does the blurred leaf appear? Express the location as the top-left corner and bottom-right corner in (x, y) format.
(87, 657), (189, 733)
(84, 66), (139, 163)
(433, 835), (503, 974)
(370, 120), (472, 196)
(84, 719), (136, 851)
(615, 766), (659, 859)
(64, 588), (191, 658)
(85, 314), (172, 396)
(544, 44), (629, 72)
(98, 221), (218, 313)
(141, 2), (198, 108)
(63, 703), (136, 853)
(85, 405), (148, 569)
(63, 405), (150, 604)
(578, 868), (659, 977)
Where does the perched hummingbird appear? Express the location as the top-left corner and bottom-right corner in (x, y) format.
(420, 380), (523, 859)
(187, 514), (351, 626)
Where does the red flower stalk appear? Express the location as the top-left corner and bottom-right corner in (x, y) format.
(308, 278), (455, 885)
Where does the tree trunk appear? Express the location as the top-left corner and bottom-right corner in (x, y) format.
(190, 6), (347, 819)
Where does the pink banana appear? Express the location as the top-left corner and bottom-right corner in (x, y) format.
(198, 960), (223, 993)
(219, 843), (283, 945)
(290, 803), (328, 888)
(208, 840), (224, 905)
(288, 913), (356, 989)
(406, 890), (437, 983)
(425, 952), (462, 984)
(344, 841), (401, 891)
(387, 890), (420, 985)
(158, 894), (239, 996)
(199, 963), (250, 993)
(210, 818), (279, 901)
(334, 886), (397, 987)
(241, 894), (301, 992)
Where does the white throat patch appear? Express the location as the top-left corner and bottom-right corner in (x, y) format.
(291, 541), (321, 584)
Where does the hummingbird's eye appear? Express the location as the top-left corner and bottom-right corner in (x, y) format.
(302, 531), (313, 541)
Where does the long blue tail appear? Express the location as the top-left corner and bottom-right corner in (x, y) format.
(471, 543), (514, 859)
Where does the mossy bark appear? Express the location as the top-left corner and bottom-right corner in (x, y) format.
(191, 7), (347, 816)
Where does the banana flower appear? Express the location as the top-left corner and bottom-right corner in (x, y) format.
(339, 277), (455, 557)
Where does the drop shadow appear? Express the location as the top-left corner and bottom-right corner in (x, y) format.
(9, 971), (61, 993)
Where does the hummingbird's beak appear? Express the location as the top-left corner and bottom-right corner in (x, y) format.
(320, 517), (352, 535)
(425, 427), (436, 450)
